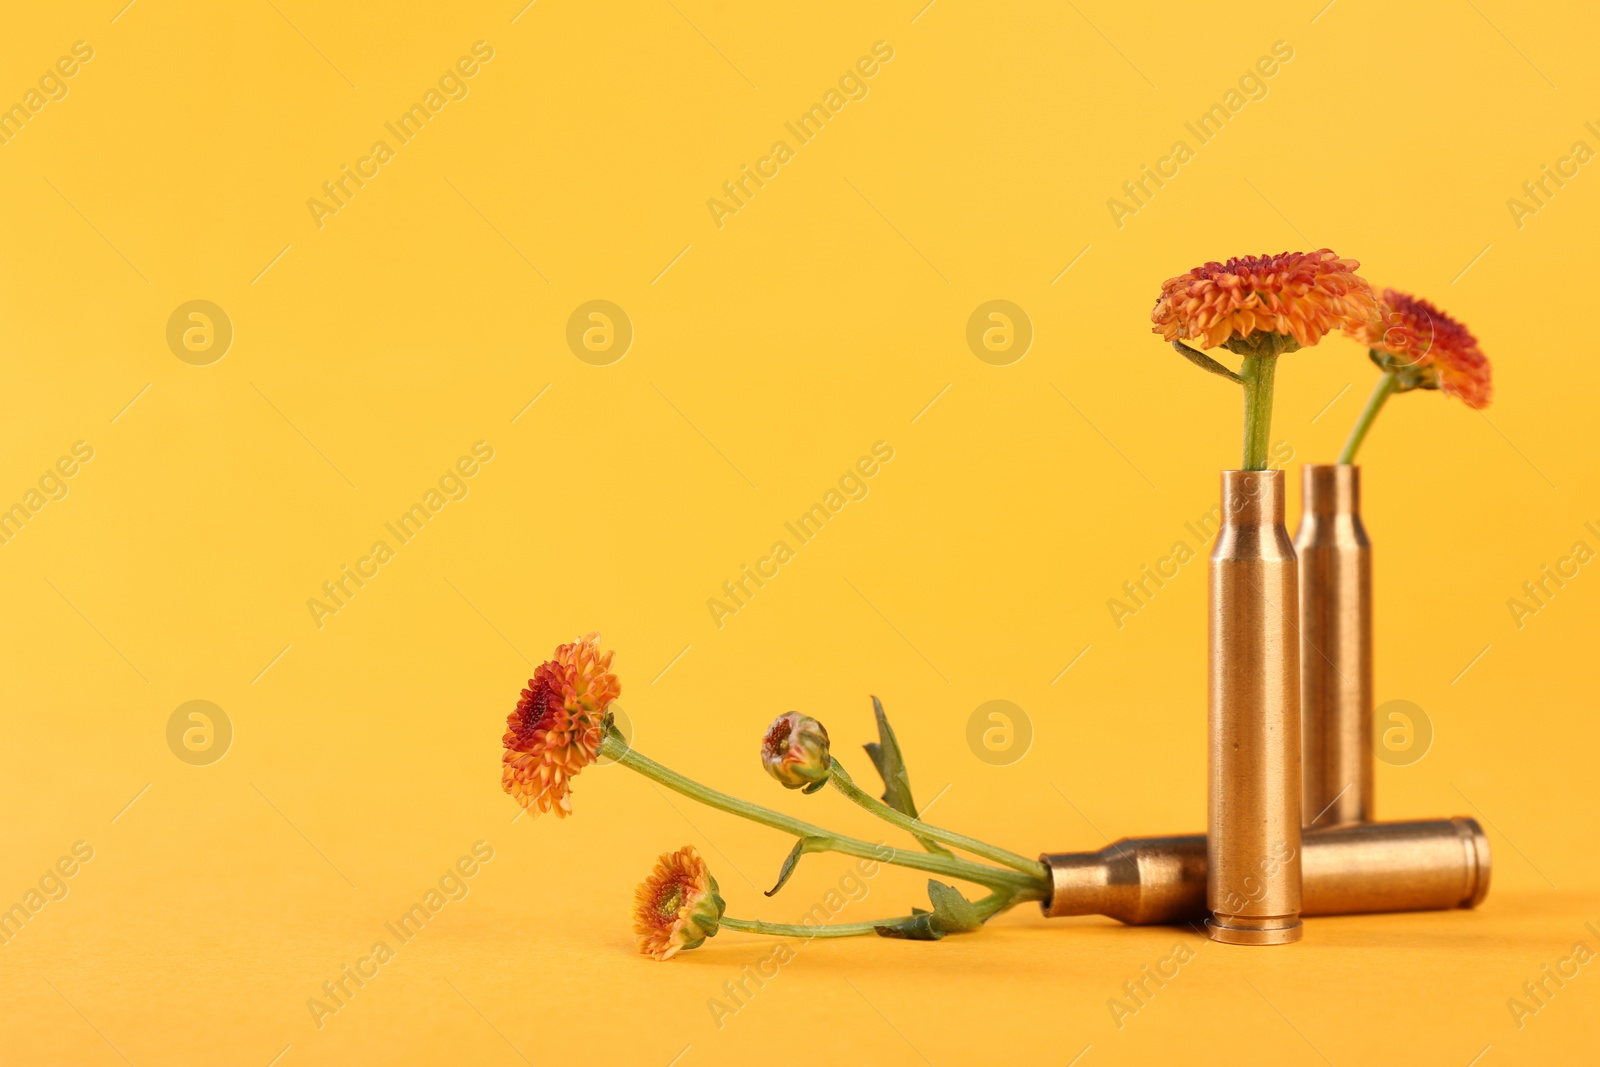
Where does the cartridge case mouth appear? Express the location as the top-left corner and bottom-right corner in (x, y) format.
(1206, 915), (1303, 945)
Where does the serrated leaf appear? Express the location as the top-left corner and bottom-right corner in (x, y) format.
(764, 837), (824, 897)
(925, 880), (987, 932)
(862, 696), (952, 856)
(873, 882), (991, 940)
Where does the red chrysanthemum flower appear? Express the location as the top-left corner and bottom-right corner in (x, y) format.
(1152, 249), (1377, 352)
(633, 846), (724, 961)
(501, 633), (621, 818)
(1346, 288), (1492, 409)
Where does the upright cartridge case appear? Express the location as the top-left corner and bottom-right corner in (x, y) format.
(1295, 463), (1373, 827)
(1041, 817), (1490, 924)
(1209, 469), (1302, 944)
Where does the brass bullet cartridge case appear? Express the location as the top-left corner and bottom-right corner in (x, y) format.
(1295, 463), (1373, 827)
(1041, 817), (1490, 924)
(1209, 469), (1303, 944)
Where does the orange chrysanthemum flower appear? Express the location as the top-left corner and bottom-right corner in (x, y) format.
(1346, 288), (1492, 409)
(1152, 249), (1377, 352)
(633, 846), (725, 961)
(501, 633), (621, 818)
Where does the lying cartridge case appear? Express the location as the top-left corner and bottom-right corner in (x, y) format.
(1209, 469), (1302, 944)
(1041, 817), (1490, 924)
(1296, 463), (1373, 827)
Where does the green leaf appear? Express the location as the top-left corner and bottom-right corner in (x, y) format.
(764, 837), (825, 897)
(1171, 340), (1244, 384)
(873, 881), (992, 940)
(924, 880), (987, 932)
(862, 696), (952, 856)
(873, 913), (945, 940)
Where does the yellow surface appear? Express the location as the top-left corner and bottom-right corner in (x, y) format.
(3, 1), (1598, 1064)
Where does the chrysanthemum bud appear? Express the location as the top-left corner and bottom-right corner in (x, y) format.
(761, 712), (831, 793)
(633, 846), (724, 961)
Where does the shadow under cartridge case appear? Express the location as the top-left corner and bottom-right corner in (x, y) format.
(1041, 817), (1490, 924)
(1209, 469), (1302, 945)
(1295, 463), (1373, 828)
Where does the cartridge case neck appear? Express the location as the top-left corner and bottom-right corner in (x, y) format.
(1040, 851), (1111, 918)
(1041, 837), (1209, 925)
(1301, 463), (1360, 517)
(1218, 468), (1286, 528)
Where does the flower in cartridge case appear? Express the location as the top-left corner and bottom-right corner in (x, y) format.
(633, 846), (725, 960)
(1347, 288), (1492, 409)
(1152, 249), (1377, 354)
(500, 633), (620, 818)
(1153, 250), (1376, 471)
(1336, 289), (1492, 464)
(1307, 293), (1490, 821)
(761, 712), (832, 792)
(1151, 252), (1372, 944)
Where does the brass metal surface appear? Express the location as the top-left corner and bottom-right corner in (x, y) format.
(1209, 469), (1303, 944)
(1296, 463), (1373, 827)
(1041, 817), (1490, 924)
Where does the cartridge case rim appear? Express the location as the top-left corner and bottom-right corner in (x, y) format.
(1455, 816), (1493, 908)
(1206, 916), (1303, 945)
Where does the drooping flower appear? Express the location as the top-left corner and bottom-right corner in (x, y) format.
(633, 846), (725, 960)
(1152, 249), (1377, 353)
(1346, 288), (1492, 409)
(501, 633), (621, 818)
(761, 712), (832, 793)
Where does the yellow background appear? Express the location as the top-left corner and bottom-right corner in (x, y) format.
(3, 1), (1598, 1064)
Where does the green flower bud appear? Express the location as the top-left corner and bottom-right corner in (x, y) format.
(761, 712), (831, 793)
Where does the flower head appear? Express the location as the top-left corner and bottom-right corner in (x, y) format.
(1346, 288), (1492, 409)
(633, 846), (724, 960)
(501, 633), (621, 818)
(1152, 249), (1377, 354)
(761, 712), (832, 793)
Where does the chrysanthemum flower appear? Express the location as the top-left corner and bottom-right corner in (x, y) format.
(761, 712), (832, 793)
(501, 633), (621, 818)
(1152, 249), (1377, 353)
(633, 846), (725, 960)
(1346, 288), (1492, 409)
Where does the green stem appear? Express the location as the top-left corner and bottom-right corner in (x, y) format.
(828, 759), (1045, 877)
(1240, 353), (1278, 471)
(720, 915), (910, 938)
(1338, 368), (1398, 464)
(720, 889), (1020, 939)
(601, 731), (1047, 898)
